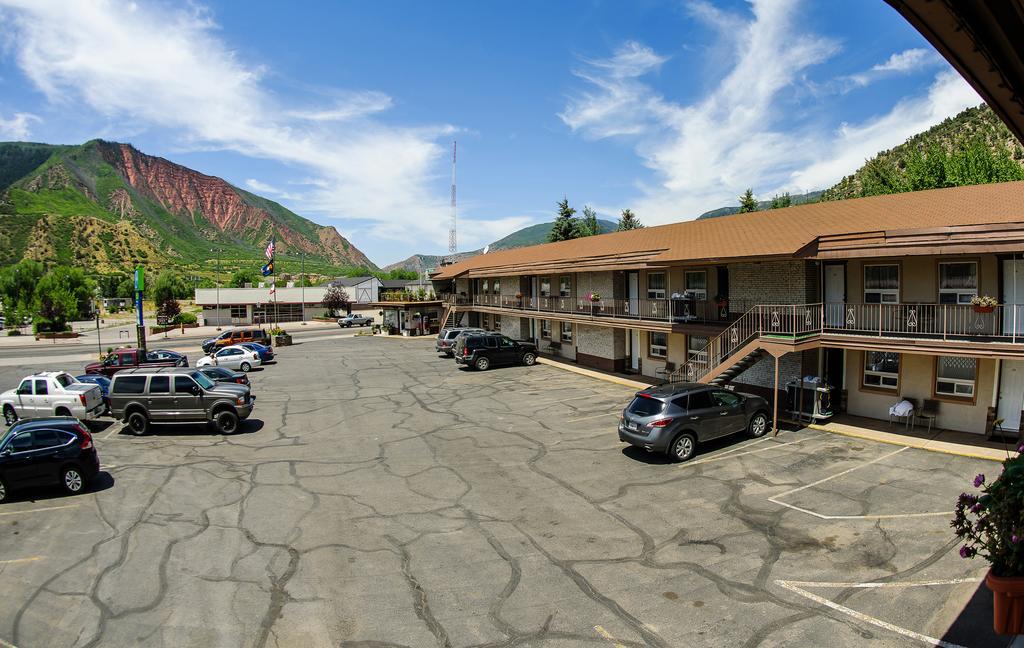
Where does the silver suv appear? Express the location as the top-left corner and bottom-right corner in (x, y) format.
(109, 367), (254, 435)
(435, 327), (485, 357)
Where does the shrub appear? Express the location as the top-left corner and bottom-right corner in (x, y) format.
(173, 312), (198, 325)
(269, 326), (287, 336)
(7, 329), (20, 336)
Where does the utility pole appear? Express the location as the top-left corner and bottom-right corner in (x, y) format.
(212, 247), (224, 330)
(299, 252), (307, 325)
(448, 140), (457, 255)
(93, 286), (102, 361)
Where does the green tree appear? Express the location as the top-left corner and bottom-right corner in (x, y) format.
(737, 189), (758, 213)
(151, 270), (191, 304)
(33, 266), (95, 333)
(0, 260), (45, 326)
(769, 193), (792, 209)
(616, 208), (643, 231)
(548, 198), (579, 242)
(576, 205), (600, 237)
(230, 268), (258, 288)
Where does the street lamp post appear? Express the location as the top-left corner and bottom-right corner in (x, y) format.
(299, 252), (308, 325)
(212, 247), (223, 330)
(93, 286), (102, 360)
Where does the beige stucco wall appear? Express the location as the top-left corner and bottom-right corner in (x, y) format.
(845, 254), (999, 303)
(845, 352), (995, 435)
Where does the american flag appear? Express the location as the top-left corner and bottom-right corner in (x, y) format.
(265, 236), (275, 260)
(268, 282), (276, 296)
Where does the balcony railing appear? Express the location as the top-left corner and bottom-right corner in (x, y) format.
(463, 294), (754, 324)
(824, 302), (1024, 341)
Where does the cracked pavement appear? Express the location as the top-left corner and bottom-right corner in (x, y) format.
(0, 336), (1010, 647)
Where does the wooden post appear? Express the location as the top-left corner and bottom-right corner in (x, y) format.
(773, 353), (780, 437)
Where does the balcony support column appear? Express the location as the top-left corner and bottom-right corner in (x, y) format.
(773, 353), (780, 437)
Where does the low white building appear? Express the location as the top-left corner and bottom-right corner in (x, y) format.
(195, 286), (329, 326)
(327, 276), (383, 303)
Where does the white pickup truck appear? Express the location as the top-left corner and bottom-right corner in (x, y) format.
(1, 372), (105, 426)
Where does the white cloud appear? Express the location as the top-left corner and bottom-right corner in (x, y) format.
(0, 0), (504, 263)
(560, 0), (980, 224)
(0, 111), (39, 139)
(846, 47), (935, 87)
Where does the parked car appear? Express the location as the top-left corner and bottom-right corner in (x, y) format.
(453, 333), (538, 370)
(147, 349), (189, 367)
(109, 367), (253, 435)
(83, 347), (181, 377)
(198, 366), (250, 386)
(618, 383), (770, 462)
(196, 345), (262, 372)
(1, 372), (105, 426)
(0, 417), (100, 503)
(201, 328), (271, 354)
(238, 342), (274, 362)
(0, 316), (5, 330)
(436, 327), (485, 357)
(338, 314), (374, 328)
(74, 375), (112, 414)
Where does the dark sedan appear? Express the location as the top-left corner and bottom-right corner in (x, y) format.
(198, 366), (251, 386)
(0, 417), (100, 503)
(618, 383), (770, 462)
(147, 349), (189, 366)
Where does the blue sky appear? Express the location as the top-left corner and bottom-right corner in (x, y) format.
(0, 0), (980, 266)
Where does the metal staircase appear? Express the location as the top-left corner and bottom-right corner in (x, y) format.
(670, 304), (822, 385)
(440, 304), (465, 330)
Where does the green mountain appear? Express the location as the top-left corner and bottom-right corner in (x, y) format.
(821, 103), (1024, 201)
(383, 218), (617, 273)
(0, 139), (376, 275)
(697, 191), (824, 220)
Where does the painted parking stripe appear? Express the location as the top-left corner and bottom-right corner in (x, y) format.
(776, 578), (977, 648)
(593, 625), (627, 648)
(768, 446), (954, 520)
(0, 556), (43, 565)
(0, 504), (79, 517)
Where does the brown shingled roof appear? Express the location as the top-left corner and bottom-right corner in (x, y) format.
(433, 181), (1024, 279)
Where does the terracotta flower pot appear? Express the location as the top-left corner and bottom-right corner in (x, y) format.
(987, 570), (1024, 634)
(974, 305), (995, 314)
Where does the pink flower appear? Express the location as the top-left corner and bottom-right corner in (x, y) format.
(959, 545), (975, 558)
(973, 474), (985, 488)
(970, 503), (982, 514)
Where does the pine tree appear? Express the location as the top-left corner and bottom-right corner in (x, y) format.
(769, 193), (792, 209)
(737, 188), (758, 213)
(548, 198), (579, 242)
(576, 205), (600, 237)
(616, 208), (643, 230)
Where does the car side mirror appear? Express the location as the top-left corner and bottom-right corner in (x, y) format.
(0, 448), (11, 456)
(191, 385), (202, 396)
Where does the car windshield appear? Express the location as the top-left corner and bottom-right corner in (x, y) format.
(192, 372), (216, 390)
(627, 395), (666, 417)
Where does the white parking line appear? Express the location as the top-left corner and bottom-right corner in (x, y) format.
(0, 504), (79, 517)
(0, 556), (43, 565)
(768, 446), (954, 520)
(776, 578), (978, 648)
(102, 423), (125, 440)
(593, 625), (627, 648)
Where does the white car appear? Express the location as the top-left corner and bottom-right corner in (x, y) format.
(2, 371), (105, 425)
(196, 345), (262, 372)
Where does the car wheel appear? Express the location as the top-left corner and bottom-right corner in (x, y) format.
(3, 405), (16, 426)
(55, 407), (71, 417)
(240, 362), (252, 372)
(475, 357), (490, 371)
(214, 409), (239, 434)
(127, 411), (149, 436)
(61, 466), (85, 495)
(521, 352), (536, 366)
(748, 412), (769, 438)
(0, 477), (8, 503)
(669, 433), (697, 462)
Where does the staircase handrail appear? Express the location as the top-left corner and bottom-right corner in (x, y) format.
(669, 303), (823, 383)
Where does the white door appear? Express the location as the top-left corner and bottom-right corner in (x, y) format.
(998, 360), (1024, 434)
(824, 264), (844, 327)
(1002, 260), (1024, 336)
(628, 272), (639, 315)
(629, 329), (640, 371)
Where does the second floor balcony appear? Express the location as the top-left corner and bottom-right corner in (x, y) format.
(460, 293), (752, 326)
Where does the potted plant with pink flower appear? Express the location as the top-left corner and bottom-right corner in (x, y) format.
(952, 443), (1024, 634)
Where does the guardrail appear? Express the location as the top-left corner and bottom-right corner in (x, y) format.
(463, 294), (755, 324)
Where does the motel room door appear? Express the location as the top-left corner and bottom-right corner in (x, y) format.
(629, 330), (640, 372)
(627, 272), (639, 316)
(1002, 259), (1024, 336)
(998, 360), (1024, 434)
(824, 263), (845, 327)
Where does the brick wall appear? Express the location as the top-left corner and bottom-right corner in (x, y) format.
(728, 260), (818, 305)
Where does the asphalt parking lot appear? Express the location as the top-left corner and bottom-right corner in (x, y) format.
(0, 335), (1009, 647)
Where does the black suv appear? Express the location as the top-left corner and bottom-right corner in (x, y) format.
(0, 417), (100, 503)
(619, 383), (770, 462)
(454, 333), (538, 370)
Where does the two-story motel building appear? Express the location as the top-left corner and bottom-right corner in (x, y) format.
(432, 181), (1024, 438)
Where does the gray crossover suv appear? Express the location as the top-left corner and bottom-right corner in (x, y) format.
(435, 327), (485, 356)
(109, 367), (254, 435)
(618, 383), (770, 462)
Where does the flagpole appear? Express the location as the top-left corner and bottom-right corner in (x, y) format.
(273, 231), (278, 330)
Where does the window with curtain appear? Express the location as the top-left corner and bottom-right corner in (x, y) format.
(540, 319), (551, 339)
(649, 331), (667, 357)
(938, 262), (978, 305)
(863, 351), (899, 389)
(559, 275), (571, 297)
(684, 271), (707, 299)
(687, 335), (708, 363)
(560, 321), (573, 342)
(864, 265), (899, 304)
(647, 272), (666, 299)
(481, 279), (489, 295)
(936, 356), (976, 397)
(540, 277), (551, 297)
(492, 278), (501, 295)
